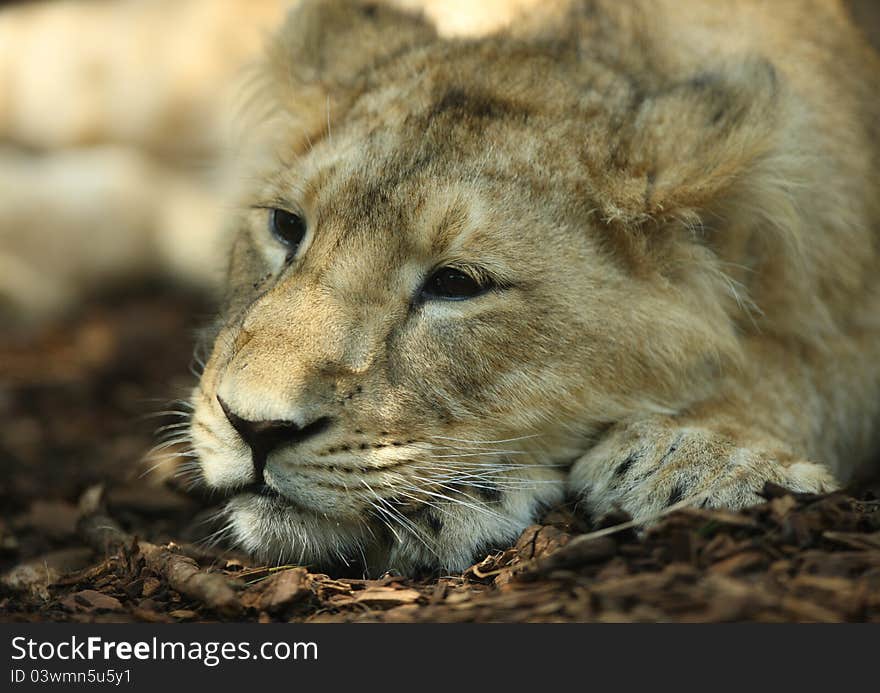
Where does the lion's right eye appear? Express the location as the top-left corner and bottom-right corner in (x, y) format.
(268, 209), (307, 252)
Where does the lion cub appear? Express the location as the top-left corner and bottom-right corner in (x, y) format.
(188, 0), (880, 573)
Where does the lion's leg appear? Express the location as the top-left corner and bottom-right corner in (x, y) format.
(568, 335), (880, 521)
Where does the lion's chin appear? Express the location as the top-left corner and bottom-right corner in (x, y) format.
(220, 490), (533, 577)
(221, 493), (375, 574)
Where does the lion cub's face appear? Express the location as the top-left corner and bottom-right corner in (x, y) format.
(189, 1), (759, 573)
(192, 92), (584, 572)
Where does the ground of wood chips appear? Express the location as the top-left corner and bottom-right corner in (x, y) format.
(2, 288), (879, 623)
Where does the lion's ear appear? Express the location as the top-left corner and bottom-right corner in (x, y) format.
(254, 0), (435, 149)
(589, 59), (782, 228)
(272, 0), (436, 87)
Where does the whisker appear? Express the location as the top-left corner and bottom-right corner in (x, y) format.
(403, 483), (503, 521)
(138, 449), (198, 479)
(413, 461), (568, 471)
(422, 451), (528, 459)
(154, 421), (192, 435)
(142, 450), (199, 462)
(411, 442), (525, 453)
(393, 488), (453, 518)
(429, 433), (542, 446)
(361, 480), (437, 556)
(138, 409), (193, 422)
(144, 436), (193, 458)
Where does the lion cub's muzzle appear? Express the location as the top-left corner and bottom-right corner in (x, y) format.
(217, 394), (332, 489)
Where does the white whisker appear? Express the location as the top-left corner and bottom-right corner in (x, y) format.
(429, 433), (542, 446)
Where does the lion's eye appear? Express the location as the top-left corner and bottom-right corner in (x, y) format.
(268, 209), (307, 251)
(421, 267), (487, 301)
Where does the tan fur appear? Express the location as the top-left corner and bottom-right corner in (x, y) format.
(184, 0), (880, 573)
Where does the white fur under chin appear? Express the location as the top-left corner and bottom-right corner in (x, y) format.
(225, 481), (566, 575)
(226, 494), (374, 570)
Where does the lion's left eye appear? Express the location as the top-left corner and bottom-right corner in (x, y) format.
(421, 267), (488, 301)
(268, 209), (307, 251)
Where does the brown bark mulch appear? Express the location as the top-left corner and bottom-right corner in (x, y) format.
(2, 287), (879, 623)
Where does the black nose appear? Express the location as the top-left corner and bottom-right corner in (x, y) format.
(217, 396), (330, 483)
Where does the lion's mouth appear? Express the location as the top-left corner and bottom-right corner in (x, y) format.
(219, 481), (308, 512)
(241, 482), (282, 498)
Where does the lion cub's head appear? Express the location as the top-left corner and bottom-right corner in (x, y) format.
(190, 0), (780, 573)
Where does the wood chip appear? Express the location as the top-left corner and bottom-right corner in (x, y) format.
(62, 590), (123, 612)
(351, 587), (422, 605)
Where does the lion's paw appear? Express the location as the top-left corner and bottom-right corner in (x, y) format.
(568, 418), (837, 522)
